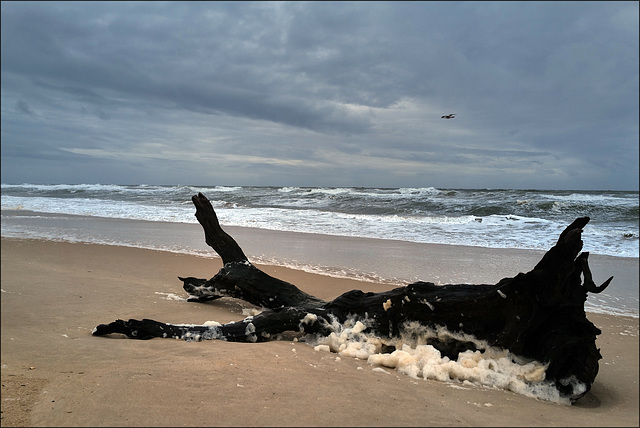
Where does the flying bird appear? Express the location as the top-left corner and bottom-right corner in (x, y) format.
(441, 114), (457, 119)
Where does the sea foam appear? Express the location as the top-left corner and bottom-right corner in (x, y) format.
(303, 316), (580, 405)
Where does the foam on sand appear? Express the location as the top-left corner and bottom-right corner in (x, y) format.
(304, 315), (583, 405)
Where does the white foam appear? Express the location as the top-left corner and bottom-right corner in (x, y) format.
(154, 292), (185, 301)
(304, 316), (578, 405)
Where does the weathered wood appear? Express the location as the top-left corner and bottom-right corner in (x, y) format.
(93, 192), (613, 403)
(191, 192), (248, 264)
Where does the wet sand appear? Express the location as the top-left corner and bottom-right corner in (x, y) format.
(1, 237), (638, 427)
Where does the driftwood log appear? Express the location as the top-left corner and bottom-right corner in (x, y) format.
(93, 192), (613, 403)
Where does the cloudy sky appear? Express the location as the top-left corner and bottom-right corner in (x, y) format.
(1, 1), (638, 190)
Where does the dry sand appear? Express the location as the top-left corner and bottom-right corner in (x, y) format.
(1, 238), (638, 427)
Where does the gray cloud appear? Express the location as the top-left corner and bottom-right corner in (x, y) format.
(1, 1), (638, 189)
(15, 99), (35, 116)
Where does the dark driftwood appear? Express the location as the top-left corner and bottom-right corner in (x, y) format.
(93, 192), (613, 403)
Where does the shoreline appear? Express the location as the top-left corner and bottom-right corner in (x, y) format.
(1, 237), (638, 426)
(2, 211), (638, 317)
(3, 208), (639, 258)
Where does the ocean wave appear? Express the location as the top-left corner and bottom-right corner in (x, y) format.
(2, 184), (638, 258)
(399, 187), (442, 195)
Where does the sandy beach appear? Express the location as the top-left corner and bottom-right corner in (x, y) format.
(1, 237), (638, 427)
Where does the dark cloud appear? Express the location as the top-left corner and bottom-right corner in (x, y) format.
(1, 1), (638, 189)
(15, 99), (35, 116)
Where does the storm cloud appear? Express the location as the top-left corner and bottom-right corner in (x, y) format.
(1, 1), (638, 189)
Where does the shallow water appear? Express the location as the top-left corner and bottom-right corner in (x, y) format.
(2, 210), (637, 318)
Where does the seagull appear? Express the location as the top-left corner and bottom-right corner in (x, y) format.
(441, 114), (457, 119)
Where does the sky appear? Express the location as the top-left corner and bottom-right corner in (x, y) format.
(1, 1), (638, 190)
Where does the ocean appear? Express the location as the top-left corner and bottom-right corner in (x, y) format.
(2, 183), (638, 317)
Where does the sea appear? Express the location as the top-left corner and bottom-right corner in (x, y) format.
(2, 183), (638, 318)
